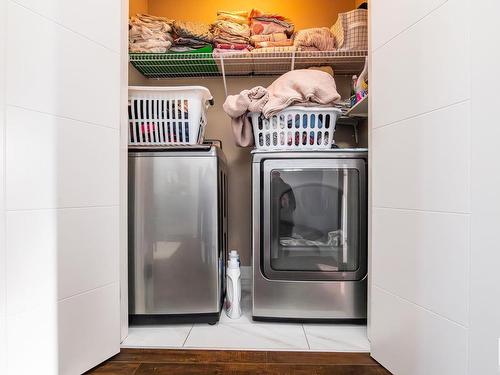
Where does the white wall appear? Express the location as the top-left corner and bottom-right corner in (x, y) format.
(0, 0), (7, 372)
(1, 0), (122, 374)
(469, 1), (500, 374)
(370, 0), (471, 374)
(371, 0), (500, 374)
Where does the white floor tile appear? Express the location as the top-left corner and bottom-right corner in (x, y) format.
(121, 325), (192, 349)
(303, 325), (370, 352)
(184, 322), (309, 350)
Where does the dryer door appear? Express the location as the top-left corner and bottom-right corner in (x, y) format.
(262, 158), (367, 281)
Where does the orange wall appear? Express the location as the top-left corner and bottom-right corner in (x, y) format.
(146, 0), (356, 29)
(130, 0), (148, 16)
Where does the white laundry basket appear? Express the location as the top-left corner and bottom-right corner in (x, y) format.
(249, 106), (342, 150)
(128, 86), (213, 146)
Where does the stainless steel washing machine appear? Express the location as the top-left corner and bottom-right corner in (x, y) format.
(252, 149), (367, 321)
(128, 144), (228, 324)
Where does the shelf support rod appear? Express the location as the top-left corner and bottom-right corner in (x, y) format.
(219, 56), (228, 97)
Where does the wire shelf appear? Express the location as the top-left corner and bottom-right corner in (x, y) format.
(130, 50), (368, 78)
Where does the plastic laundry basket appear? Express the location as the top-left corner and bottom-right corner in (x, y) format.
(249, 106), (342, 150)
(128, 86), (213, 146)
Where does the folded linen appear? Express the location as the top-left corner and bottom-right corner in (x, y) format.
(211, 20), (250, 38)
(250, 20), (292, 36)
(173, 37), (209, 49)
(250, 33), (288, 44)
(215, 43), (251, 50)
(223, 69), (341, 146)
(130, 14), (173, 33)
(254, 40), (293, 48)
(249, 9), (288, 21)
(129, 40), (172, 53)
(250, 46), (297, 54)
(216, 10), (249, 25)
(293, 28), (336, 51)
(249, 9), (294, 36)
(213, 48), (252, 56)
(129, 14), (174, 53)
(173, 20), (214, 43)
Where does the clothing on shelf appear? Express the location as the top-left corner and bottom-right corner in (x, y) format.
(173, 20), (214, 43)
(129, 14), (173, 53)
(215, 43), (252, 50)
(223, 69), (341, 147)
(129, 40), (172, 53)
(293, 28), (336, 51)
(170, 37), (210, 51)
(213, 48), (252, 56)
(216, 10), (249, 25)
(250, 33), (288, 44)
(210, 19), (251, 45)
(249, 9), (294, 36)
(254, 40), (293, 48)
(250, 45), (297, 54)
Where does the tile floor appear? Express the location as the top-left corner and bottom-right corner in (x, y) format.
(122, 280), (370, 352)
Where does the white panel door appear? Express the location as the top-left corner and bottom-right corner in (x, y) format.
(369, 0), (471, 374)
(3, 0), (125, 374)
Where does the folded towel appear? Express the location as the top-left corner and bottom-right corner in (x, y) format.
(249, 9), (294, 36)
(216, 10), (249, 25)
(251, 46), (297, 54)
(129, 14), (173, 53)
(173, 20), (214, 43)
(250, 33), (288, 44)
(129, 40), (172, 53)
(215, 43), (252, 50)
(213, 48), (252, 56)
(250, 20), (293, 36)
(254, 40), (293, 48)
(293, 28), (336, 51)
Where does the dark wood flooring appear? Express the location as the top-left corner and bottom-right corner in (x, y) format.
(86, 349), (392, 375)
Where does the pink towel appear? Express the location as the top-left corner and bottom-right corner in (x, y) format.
(222, 86), (269, 147)
(223, 69), (341, 147)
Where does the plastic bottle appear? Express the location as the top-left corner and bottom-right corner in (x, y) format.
(355, 57), (368, 101)
(225, 255), (242, 319)
(350, 75), (358, 107)
(229, 250), (240, 265)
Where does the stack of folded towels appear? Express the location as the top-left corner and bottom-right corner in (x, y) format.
(129, 14), (174, 53)
(293, 27), (336, 51)
(249, 9), (294, 52)
(171, 20), (214, 51)
(210, 11), (252, 55)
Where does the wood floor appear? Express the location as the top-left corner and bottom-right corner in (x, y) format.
(86, 349), (391, 374)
